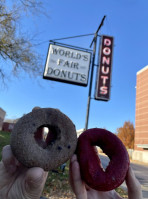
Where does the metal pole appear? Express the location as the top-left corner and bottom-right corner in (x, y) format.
(85, 33), (97, 130)
(84, 16), (106, 130)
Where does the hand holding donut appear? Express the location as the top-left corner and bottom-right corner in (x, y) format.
(0, 108), (142, 199)
(0, 107), (77, 199)
(0, 146), (142, 199)
(0, 145), (48, 199)
(69, 154), (143, 199)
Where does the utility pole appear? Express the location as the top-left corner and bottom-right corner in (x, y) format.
(85, 15), (106, 130)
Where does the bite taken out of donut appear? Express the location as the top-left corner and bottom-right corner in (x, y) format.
(10, 108), (77, 171)
(76, 128), (130, 191)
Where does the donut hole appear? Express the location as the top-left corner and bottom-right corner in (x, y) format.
(34, 125), (60, 149)
(100, 155), (110, 171)
(96, 147), (110, 171)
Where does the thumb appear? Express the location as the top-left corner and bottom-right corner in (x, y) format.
(125, 166), (142, 199)
(25, 167), (48, 198)
(69, 155), (87, 199)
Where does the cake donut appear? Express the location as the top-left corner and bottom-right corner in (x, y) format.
(10, 108), (77, 171)
(76, 128), (129, 191)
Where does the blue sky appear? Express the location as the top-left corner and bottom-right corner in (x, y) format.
(1, 0), (148, 133)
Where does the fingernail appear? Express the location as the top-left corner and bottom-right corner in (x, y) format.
(73, 160), (79, 169)
(71, 154), (77, 163)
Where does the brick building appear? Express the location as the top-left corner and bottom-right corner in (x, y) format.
(2, 121), (15, 132)
(135, 65), (148, 151)
(2, 119), (19, 132)
(0, 108), (6, 131)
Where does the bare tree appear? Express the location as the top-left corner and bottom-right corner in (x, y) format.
(0, 0), (48, 86)
(116, 121), (135, 149)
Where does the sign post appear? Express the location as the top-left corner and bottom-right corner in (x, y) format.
(84, 16), (106, 130)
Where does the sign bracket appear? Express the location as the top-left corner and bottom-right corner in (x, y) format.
(49, 40), (93, 53)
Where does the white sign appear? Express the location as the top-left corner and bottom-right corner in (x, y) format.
(43, 44), (91, 86)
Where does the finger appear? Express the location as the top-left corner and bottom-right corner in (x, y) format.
(25, 167), (48, 198)
(87, 189), (123, 199)
(69, 155), (87, 199)
(125, 166), (142, 199)
(2, 145), (21, 174)
(69, 154), (81, 188)
(69, 154), (77, 189)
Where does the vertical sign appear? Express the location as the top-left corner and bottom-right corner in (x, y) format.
(95, 35), (114, 101)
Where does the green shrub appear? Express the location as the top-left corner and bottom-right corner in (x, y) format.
(0, 131), (11, 160)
